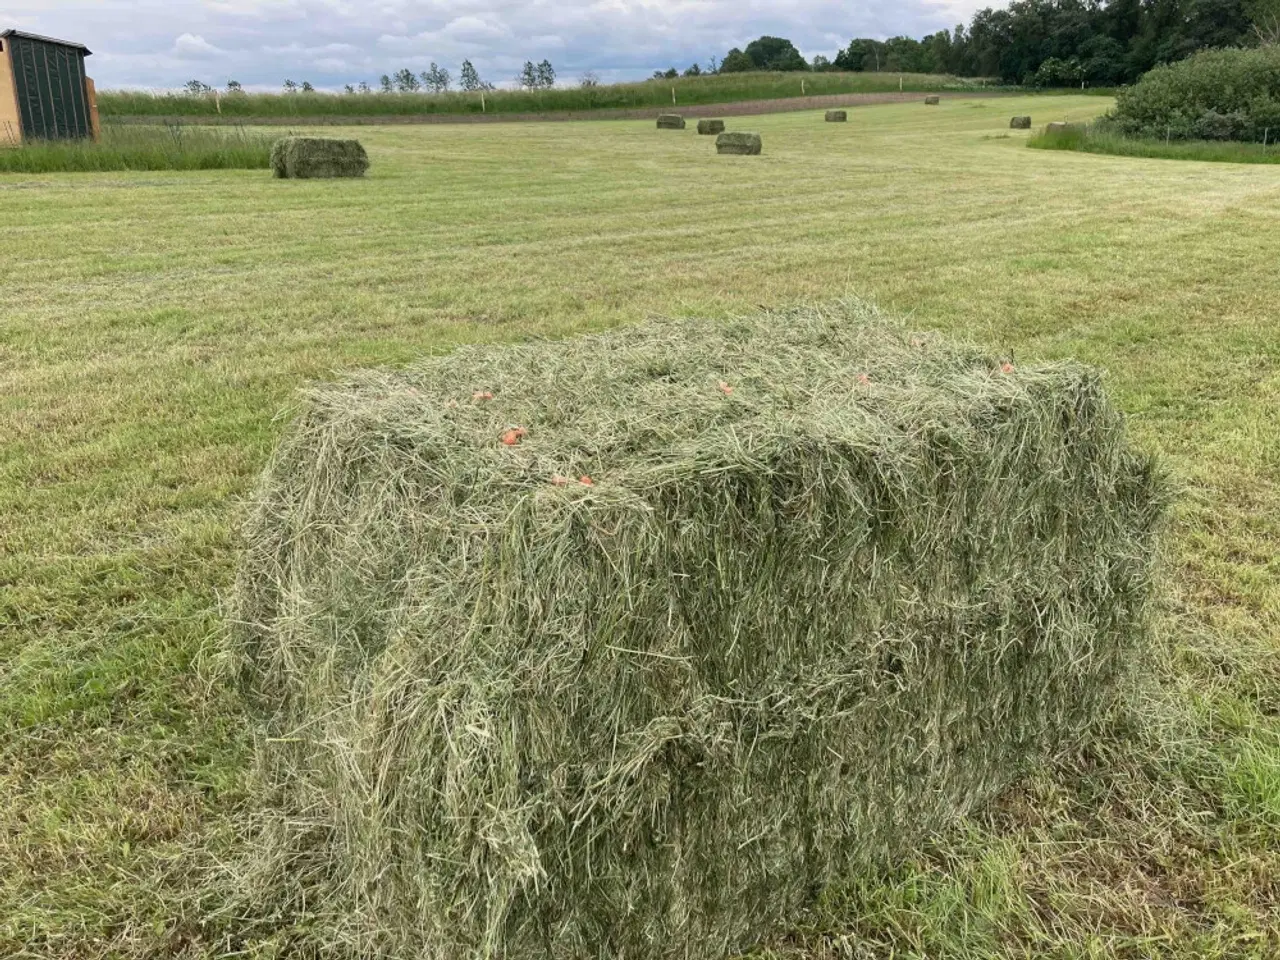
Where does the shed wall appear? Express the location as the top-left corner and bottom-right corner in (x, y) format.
(0, 43), (22, 145)
(9, 34), (91, 139)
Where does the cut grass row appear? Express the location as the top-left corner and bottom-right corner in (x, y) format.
(0, 95), (1277, 958)
(99, 70), (986, 119)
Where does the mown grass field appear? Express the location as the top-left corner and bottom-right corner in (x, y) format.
(1, 95), (1278, 957)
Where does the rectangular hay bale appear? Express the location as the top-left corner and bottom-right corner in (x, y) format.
(716, 131), (762, 155)
(270, 136), (369, 179)
(825, 110), (848, 122)
(924, 95), (941, 105)
(697, 118), (726, 135)
(1010, 115), (1032, 129)
(230, 303), (1165, 960)
(656, 113), (686, 129)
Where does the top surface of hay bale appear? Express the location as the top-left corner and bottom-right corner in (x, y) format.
(656, 113), (685, 129)
(1010, 115), (1032, 128)
(232, 303), (1163, 960)
(924, 95), (941, 104)
(716, 131), (762, 155)
(270, 136), (369, 179)
(696, 118), (726, 135)
(825, 110), (848, 121)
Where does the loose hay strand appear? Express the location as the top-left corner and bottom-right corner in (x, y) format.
(227, 301), (1166, 959)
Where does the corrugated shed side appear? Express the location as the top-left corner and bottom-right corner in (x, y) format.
(9, 33), (91, 139)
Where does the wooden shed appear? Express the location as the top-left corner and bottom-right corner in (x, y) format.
(0, 30), (100, 145)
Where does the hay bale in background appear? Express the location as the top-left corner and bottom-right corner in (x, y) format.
(925, 95), (941, 105)
(230, 302), (1165, 960)
(1010, 115), (1032, 129)
(270, 136), (368, 179)
(697, 119), (726, 135)
(657, 114), (686, 130)
(825, 110), (848, 122)
(716, 131), (763, 155)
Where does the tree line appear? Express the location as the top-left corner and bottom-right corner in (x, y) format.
(185, 0), (1280, 98)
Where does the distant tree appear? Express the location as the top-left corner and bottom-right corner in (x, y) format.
(358, 81), (371, 94)
(184, 79), (212, 95)
(226, 80), (244, 94)
(394, 68), (421, 92)
(810, 55), (831, 72)
(536, 59), (557, 88)
(519, 61), (539, 89)
(683, 63), (702, 77)
(744, 36), (807, 71)
(283, 79), (299, 93)
(301, 81), (315, 92)
(835, 38), (882, 72)
(663, 67), (679, 79)
(579, 70), (600, 87)
(379, 74), (393, 93)
(343, 83), (355, 94)
(1248, 0), (1280, 42)
(719, 48), (754, 73)
(460, 60), (482, 91)
(707, 55), (719, 74)
(421, 62), (451, 93)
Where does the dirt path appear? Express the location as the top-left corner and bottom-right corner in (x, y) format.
(109, 90), (1013, 127)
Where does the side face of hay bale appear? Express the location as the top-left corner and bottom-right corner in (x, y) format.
(1011, 115), (1032, 129)
(656, 114), (686, 129)
(716, 131), (762, 155)
(825, 110), (848, 122)
(925, 95), (941, 105)
(272, 136), (369, 178)
(230, 304), (1165, 960)
(269, 139), (289, 179)
(697, 119), (726, 135)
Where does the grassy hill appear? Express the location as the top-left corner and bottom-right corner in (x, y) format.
(98, 70), (987, 120)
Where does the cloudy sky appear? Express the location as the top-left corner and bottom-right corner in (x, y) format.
(6, 1), (992, 91)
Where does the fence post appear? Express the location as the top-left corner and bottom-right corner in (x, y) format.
(671, 86), (676, 104)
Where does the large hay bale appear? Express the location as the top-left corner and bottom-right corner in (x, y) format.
(697, 119), (726, 135)
(270, 136), (369, 179)
(825, 110), (848, 122)
(230, 303), (1165, 960)
(656, 114), (686, 130)
(716, 131), (762, 155)
(924, 95), (941, 105)
(1010, 115), (1032, 129)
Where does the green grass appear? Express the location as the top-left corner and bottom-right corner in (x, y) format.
(1, 94), (1278, 958)
(99, 71), (984, 120)
(0, 123), (278, 172)
(1029, 122), (1280, 164)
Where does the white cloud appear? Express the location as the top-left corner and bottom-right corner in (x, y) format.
(5, 0), (997, 89)
(173, 32), (225, 57)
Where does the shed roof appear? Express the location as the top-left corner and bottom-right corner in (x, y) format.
(1, 29), (92, 55)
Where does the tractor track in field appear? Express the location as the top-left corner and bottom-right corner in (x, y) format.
(106, 90), (1016, 127)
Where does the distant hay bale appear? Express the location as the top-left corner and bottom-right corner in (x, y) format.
(657, 114), (686, 130)
(230, 302), (1166, 960)
(716, 131), (762, 155)
(1010, 115), (1032, 129)
(925, 95), (941, 105)
(825, 110), (848, 122)
(270, 136), (368, 179)
(697, 119), (726, 135)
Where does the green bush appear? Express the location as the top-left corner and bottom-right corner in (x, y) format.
(1109, 46), (1280, 142)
